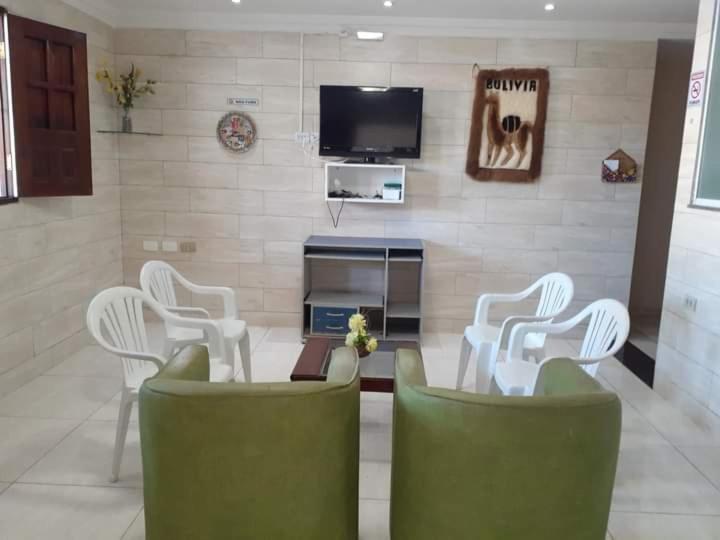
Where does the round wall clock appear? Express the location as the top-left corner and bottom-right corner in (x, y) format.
(216, 112), (257, 153)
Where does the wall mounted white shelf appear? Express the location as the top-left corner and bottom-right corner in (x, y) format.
(325, 162), (406, 204)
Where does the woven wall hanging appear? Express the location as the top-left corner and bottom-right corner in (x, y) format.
(466, 68), (550, 183)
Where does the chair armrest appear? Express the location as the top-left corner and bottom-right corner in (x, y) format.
(160, 311), (225, 361)
(473, 282), (539, 325)
(496, 315), (553, 351)
(166, 306), (211, 319)
(395, 349), (428, 387)
(95, 341), (165, 371)
(327, 347), (360, 384)
(174, 273), (237, 319)
(506, 317), (581, 363)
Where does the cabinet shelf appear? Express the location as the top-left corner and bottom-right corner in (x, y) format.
(387, 303), (421, 318)
(304, 291), (385, 308)
(325, 162), (406, 204)
(302, 236), (424, 343)
(305, 251), (386, 262)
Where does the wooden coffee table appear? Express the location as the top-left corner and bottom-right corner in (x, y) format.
(291, 337), (421, 393)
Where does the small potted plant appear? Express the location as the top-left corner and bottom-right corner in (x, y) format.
(96, 64), (156, 133)
(345, 314), (378, 358)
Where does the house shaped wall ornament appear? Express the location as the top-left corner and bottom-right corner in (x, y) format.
(602, 149), (638, 184)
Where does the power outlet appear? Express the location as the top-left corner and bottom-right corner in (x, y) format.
(180, 241), (197, 253)
(294, 132), (319, 145)
(684, 294), (698, 312)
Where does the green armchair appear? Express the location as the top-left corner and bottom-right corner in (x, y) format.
(139, 345), (360, 540)
(391, 349), (621, 540)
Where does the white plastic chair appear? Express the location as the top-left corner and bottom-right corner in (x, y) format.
(87, 287), (233, 483)
(494, 299), (630, 396)
(456, 273), (574, 393)
(140, 261), (252, 382)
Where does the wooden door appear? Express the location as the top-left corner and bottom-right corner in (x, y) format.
(8, 14), (92, 197)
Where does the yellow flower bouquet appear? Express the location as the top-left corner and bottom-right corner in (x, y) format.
(96, 64), (156, 132)
(345, 314), (378, 358)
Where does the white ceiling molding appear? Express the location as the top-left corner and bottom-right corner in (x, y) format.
(61, 0), (120, 26)
(61, 3), (695, 40)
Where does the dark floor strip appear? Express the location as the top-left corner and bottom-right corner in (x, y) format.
(617, 341), (655, 388)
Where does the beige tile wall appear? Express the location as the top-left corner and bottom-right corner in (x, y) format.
(0, 1), (122, 397)
(656, 0), (720, 432)
(114, 29), (655, 330)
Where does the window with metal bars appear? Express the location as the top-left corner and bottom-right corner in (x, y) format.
(0, 9), (16, 204)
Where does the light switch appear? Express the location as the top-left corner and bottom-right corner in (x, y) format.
(180, 241), (197, 253)
(143, 240), (159, 252)
(162, 240), (179, 252)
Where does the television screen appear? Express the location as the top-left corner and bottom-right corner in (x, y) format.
(319, 86), (423, 159)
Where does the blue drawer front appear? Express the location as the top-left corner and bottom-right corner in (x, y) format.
(312, 306), (357, 334)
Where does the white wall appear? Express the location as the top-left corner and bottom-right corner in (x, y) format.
(656, 0), (720, 432)
(0, 0), (123, 397)
(115, 30), (656, 331)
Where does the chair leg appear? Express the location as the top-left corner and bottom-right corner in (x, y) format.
(222, 337), (237, 374)
(238, 332), (252, 383)
(456, 336), (472, 390)
(111, 392), (133, 483)
(475, 343), (494, 394)
(162, 339), (175, 361)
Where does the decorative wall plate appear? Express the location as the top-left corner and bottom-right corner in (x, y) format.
(217, 112), (257, 153)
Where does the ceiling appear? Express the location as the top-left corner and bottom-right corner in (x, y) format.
(64, 0), (700, 38)
(94, 0), (699, 23)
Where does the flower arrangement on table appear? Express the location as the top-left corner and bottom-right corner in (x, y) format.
(95, 64), (156, 132)
(345, 314), (378, 358)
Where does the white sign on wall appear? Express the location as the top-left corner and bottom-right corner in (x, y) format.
(689, 71), (706, 108)
(227, 97), (260, 110)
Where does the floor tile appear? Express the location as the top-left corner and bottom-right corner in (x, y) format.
(0, 482), (9, 495)
(0, 417), (79, 482)
(609, 512), (720, 539)
(361, 391), (394, 403)
(264, 327), (302, 344)
(89, 392), (140, 423)
(613, 446), (720, 515)
(678, 445), (720, 490)
(46, 346), (122, 379)
(250, 348), (299, 382)
(422, 351), (461, 390)
(0, 376), (119, 420)
(0, 483), (142, 540)
(360, 399), (393, 426)
(630, 395), (720, 446)
(122, 510), (145, 540)
(247, 326), (270, 351)
(19, 421), (142, 488)
(421, 333), (443, 350)
(360, 423), (392, 463)
(619, 401), (671, 450)
(360, 461), (391, 500)
(254, 339), (304, 358)
(359, 499), (390, 540)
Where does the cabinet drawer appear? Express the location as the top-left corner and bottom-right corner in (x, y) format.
(311, 306), (357, 334)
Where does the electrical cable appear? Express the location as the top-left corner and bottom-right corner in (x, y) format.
(326, 199), (345, 228)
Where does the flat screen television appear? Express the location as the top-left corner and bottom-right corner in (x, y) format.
(319, 85), (424, 160)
